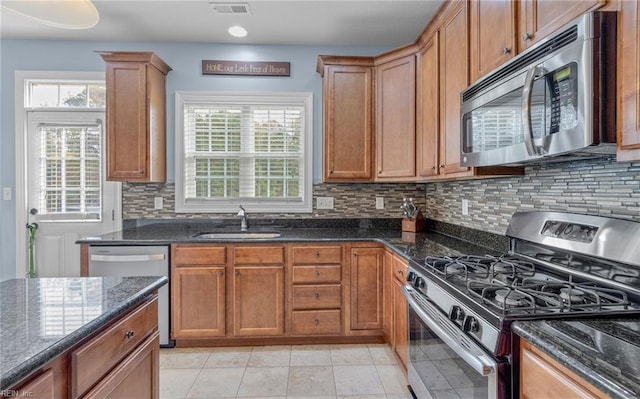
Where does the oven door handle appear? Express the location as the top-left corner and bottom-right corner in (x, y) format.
(402, 285), (497, 376)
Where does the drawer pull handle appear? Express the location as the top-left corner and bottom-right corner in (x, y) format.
(315, 271), (320, 277)
(397, 269), (404, 275)
(124, 330), (135, 339)
(314, 319), (320, 326)
(315, 293), (320, 299)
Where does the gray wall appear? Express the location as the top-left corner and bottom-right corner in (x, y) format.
(0, 39), (390, 280)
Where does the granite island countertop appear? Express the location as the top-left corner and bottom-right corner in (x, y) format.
(513, 319), (640, 399)
(0, 276), (168, 390)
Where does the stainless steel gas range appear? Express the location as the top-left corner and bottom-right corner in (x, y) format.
(403, 211), (640, 399)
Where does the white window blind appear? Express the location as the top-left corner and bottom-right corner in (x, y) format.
(176, 92), (313, 213)
(34, 120), (103, 221)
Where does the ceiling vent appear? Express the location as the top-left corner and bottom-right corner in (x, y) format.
(210, 3), (252, 15)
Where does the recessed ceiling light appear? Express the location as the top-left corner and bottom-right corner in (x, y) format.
(1, 0), (99, 29)
(228, 25), (248, 38)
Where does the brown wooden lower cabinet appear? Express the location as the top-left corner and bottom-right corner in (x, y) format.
(9, 297), (159, 399)
(349, 245), (384, 331)
(233, 265), (285, 336)
(520, 339), (609, 399)
(391, 254), (408, 369)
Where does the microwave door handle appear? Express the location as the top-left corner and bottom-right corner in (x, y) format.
(522, 65), (543, 156)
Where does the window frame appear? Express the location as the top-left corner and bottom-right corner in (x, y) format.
(175, 91), (313, 213)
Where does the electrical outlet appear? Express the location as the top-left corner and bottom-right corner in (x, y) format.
(154, 197), (164, 210)
(375, 196), (384, 210)
(316, 197), (334, 209)
(3, 187), (11, 201)
(462, 199), (469, 216)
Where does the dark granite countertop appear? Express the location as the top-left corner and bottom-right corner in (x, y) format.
(513, 319), (640, 399)
(76, 218), (506, 262)
(0, 276), (168, 390)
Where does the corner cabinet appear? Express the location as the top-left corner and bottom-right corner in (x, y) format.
(317, 56), (374, 182)
(98, 51), (171, 182)
(374, 49), (417, 181)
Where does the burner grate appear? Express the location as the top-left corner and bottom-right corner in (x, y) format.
(424, 254), (536, 282)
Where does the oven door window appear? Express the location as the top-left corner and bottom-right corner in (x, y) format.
(409, 306), (490, 398)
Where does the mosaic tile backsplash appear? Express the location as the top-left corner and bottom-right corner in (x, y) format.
(122, 157), (639, 236)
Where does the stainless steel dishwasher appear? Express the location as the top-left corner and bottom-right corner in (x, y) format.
(88, 245), (172, 347)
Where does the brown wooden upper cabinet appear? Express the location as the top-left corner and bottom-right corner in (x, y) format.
(617, 0), (640, 161)
(469, 0), (517, 84)
(98, 51), (171, 182)
(317, 56), (374, 182)
(374, 48), (417, 181)
(518, 0), (605, 52)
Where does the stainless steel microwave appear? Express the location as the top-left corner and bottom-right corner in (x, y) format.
(460, 12), (616, 167)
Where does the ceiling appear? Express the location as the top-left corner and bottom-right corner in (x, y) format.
(0, 0), (444, 47)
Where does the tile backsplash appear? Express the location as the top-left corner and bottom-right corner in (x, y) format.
(424, 157), (640, 235)
(122, 157), (639, 236)
(122, 182), (426, 220)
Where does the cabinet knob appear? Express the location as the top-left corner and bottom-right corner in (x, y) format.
(378, 170), (382, 175)
(397, 269), (404, 275)
(218, 271), (224, 277)
(502, 47), (511, 55)
(431, 166), (437, 170)
(124, 330), (135, 339)
(522, 33), (532, 41)
(315, 270), (321, 277)
(314, 319), (320, 326)
(235, 271), (240, 276)
(315, 293), (320, 299)
(329, 170), (334, 174)
(439, 164), (444, 168)
(315, 252), (320, 258)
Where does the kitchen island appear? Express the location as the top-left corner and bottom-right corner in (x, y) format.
(0, 276), (168, 398)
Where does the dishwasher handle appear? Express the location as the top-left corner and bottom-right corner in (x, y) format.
(90, 254), (166, 262)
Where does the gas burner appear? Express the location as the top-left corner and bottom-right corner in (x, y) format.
(559, 287), (586, 304)
(495, 289), (528, 307)
(446, 262), (467, 275)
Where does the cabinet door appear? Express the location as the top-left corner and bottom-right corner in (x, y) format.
(233, 266), (284, 336)
(83, 333), (159, 399)
(416, 32), (440, 178)
(349, 247), (384, 330)
(393, 277), (408, 369)
(323, 65), (374, 181)
(105, 62), (149, 181)
(375, 55), (416, 180)
(171, 266), (226, 338)
(618, 0), (640, 161)
(382, 250), (394, 344)
(439, 1), (471, 176)
(13, 369), (55, 399)
(469, 0), (516, 83)
(520, 340), (606, 398)
(518, 0), (605, 51)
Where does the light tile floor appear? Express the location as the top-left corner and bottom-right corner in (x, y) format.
(160, 344), (410, 399)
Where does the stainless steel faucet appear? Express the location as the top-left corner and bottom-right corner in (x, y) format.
(237, 205), (248, 231)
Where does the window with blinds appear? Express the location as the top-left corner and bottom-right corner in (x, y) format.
(176, 92), (313, 213)
(36, 122), (102, 220)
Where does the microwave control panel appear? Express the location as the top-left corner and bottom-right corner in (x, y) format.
(547, 63), (578, 133)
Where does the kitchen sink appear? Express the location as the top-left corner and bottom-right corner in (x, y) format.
(192, 231), (281, 239)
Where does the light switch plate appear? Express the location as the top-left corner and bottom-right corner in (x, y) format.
(462, 199), (469, 216)
(316, 197), (334, 209)
(375, 197), (384, 209)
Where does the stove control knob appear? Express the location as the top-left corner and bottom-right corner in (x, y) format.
(450, 306), (465, 322)
(465, 316), (481, 334)
(414, 277), (425, 289)
(406, 271), (416, 282)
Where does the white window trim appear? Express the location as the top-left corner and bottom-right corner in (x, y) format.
(175, 91), (313, 213)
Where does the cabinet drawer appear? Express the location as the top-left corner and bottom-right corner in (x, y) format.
(173, 245), (226, 265)
(71, 298), (158, 398)
(234, 246), (285, 264)
(292, 285), (341, 310)
(291, 310), (342, 335)
(392, 258), (408, 282)
(292, 265), (342, 283)
(292, 246), (342, 264)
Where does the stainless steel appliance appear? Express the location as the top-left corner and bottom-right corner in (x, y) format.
(404, 212), (640, 398)
(460, 12), (616, 167)
(88, 245), (172, 347)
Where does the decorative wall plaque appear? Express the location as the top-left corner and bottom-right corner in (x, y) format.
(202, 60), (290, 76)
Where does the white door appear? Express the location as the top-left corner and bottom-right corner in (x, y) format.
(26, 110), (120, 277)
